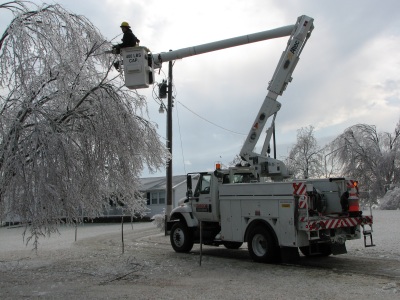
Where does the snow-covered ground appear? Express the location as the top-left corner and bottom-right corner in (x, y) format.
(0, 210), (399, 299)
(346, 210), (400, 260)
(0, 222), (150, 252)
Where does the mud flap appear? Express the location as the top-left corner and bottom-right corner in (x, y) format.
(331, 243), (347, 255)
(281, 247), (300, 263)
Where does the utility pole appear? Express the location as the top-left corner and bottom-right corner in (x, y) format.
(165, 57), (173, 235)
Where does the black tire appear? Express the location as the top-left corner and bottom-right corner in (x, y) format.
(223, 241), (243, 250)
(247, 225), (280, 263)
(170, 221), (194, 253)
(300, 243), (332, 257)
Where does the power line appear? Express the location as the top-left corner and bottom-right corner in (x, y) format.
(177, 101), (246, 136)
(175, 103), (187, 174)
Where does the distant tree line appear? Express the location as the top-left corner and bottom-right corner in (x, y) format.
(230, 121), (400, 209)
(284, 123), (400, 209)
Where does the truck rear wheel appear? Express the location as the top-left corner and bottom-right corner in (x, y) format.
(170, 221), (194, 253)
(247, 225), (279, 263)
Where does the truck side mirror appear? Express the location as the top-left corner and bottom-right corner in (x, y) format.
(186, 174), (193, 201)
(186, 190), (193, 200)
(187, 174), (192, 190)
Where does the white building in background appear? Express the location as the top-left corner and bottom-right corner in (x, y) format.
(101, 175), (188, 219)
(103, 175), (188, 218)
(2, 175), (189, 225)
(140, 175), (188, 217)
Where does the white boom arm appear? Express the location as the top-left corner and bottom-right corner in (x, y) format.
(239, 15), (314, 179)
(152, 25), (294, 67)
(121, 15), (314, 179)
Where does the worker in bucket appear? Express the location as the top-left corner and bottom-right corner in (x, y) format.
(340, 191), (350, 214)
(113, 22), (140, 70)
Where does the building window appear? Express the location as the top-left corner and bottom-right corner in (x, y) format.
(149, 191), (166, 205)
(151, 193), (158, 205)
(159, 191), (165, 204)
(146, 192), (150, 205)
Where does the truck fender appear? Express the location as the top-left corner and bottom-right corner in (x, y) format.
(244, 218), (280, 247)
(168, 206), (198, 229)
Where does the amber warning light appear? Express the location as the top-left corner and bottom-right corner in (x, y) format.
(215, 163), (221, 170)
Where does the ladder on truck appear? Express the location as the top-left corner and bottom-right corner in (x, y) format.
(362, 205), (375, 247)
(362, 223), (375, 247)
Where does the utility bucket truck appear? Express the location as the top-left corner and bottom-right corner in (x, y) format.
(120, 15), (374, 262)
(173, 169), (373, 263)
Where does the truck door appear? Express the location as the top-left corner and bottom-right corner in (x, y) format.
(192, 173), (218, 221)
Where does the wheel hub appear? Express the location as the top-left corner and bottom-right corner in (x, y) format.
(173, 228), (184, 247)
(252, 233), (267, 256)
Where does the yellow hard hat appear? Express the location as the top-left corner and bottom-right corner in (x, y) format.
(120, 21), (130, 28)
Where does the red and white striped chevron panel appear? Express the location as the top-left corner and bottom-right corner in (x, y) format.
(298, 195), (308, 209)
(293, 182), (307, 195)
(300, 216), (373, 231)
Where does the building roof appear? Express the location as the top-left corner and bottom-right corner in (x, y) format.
(140, 175), (187, 191)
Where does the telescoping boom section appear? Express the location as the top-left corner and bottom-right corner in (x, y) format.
(239, 16), (313, 180)
(120, 22), (298, 88)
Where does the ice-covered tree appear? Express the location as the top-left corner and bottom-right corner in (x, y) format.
(379, 186), (400, 210)
(330, 122), (400, 205)
(285, 126), (324, 179)
(322, 142), (345, 179)
(0, 1), (168, 243)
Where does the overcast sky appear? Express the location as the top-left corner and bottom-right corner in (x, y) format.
(2, 0), (400, 177)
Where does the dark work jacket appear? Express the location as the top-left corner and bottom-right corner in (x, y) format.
(118, 29), (140, 48)
(340, 192), (349, 211)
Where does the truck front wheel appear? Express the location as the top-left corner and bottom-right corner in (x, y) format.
(170, 222), (194, 253)
(247, 226), (279, 263)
